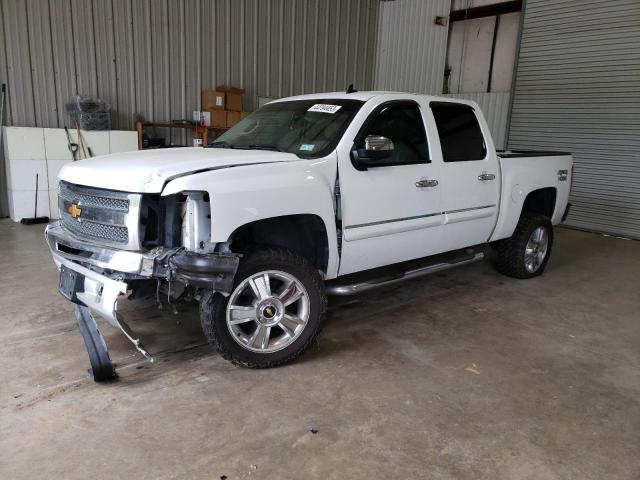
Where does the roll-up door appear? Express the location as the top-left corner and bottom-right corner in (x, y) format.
(508, 0), (640, 239)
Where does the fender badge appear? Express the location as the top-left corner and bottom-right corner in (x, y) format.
(68, 203), (82, 219)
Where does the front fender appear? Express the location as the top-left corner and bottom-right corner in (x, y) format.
(162, 156), (340, 278)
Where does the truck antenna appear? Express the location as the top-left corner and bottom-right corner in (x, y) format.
(346, 84), (357, 94)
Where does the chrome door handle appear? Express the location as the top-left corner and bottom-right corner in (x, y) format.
(478, 173), (496, 181)
(415, 179), (438, 188)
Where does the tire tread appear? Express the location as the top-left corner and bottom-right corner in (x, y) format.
(495, 212), (553, 279)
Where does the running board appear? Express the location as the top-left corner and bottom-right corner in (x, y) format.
(326, 252), (485, 296)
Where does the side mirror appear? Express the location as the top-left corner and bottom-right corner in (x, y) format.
(365, 135), (394, 158)
(352, 135), (394, 170)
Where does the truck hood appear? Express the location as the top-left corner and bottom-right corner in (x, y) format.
(58, 147), (298, 193)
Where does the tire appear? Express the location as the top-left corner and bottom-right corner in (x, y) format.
(199, 248), (327, 368)
(494, 212), (554, 279)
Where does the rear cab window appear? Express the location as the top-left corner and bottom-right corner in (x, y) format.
(430, 102), (486, 162)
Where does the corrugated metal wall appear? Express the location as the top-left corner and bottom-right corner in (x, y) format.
(374, 0), (451, 94)
(508, 0), (640, 239)
(0, 0), (379, 131)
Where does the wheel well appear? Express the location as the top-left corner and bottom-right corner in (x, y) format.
(228, 214), (330, 273)
(523, 187), (556, 219)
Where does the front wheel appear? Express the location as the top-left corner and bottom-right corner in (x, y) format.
(494, 212), (554, 279)
(199, 248), (327, 368)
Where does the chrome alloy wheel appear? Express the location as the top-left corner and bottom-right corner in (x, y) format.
(524, 226), (549, 273)
(225, 270), (310, 353)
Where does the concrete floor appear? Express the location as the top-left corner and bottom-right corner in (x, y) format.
(0, 219), (639, 480)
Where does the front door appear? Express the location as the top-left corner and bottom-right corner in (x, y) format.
(338, 100), (443, 275)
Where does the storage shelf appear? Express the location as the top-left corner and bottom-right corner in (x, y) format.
(135, 121), (228, 149)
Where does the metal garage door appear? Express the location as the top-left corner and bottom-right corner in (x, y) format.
(507, 0), (640, 239)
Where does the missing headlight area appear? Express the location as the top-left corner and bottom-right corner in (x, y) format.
(139, 193), (185, 250)
(140, 191), (214, 254)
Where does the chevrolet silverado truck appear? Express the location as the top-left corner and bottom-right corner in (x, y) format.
(45, 91), (573, 380)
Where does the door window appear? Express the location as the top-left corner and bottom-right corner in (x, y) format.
(430, 102), (486, 162)
(357, 102), (429, 166)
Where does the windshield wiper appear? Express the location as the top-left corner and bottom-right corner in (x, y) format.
(209, 141), (231, 149)
(246, 144), (284, 152)
(211, 142), (284, 152)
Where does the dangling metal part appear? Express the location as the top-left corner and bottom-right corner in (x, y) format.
(74, 305), (116, 381)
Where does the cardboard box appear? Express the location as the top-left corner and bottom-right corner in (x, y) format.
(216, 85), (245, 112)
(202, 90), (226, 110)
(209, 109), (227, 128)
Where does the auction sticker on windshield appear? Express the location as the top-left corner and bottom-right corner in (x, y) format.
(308, 104), (342, 114)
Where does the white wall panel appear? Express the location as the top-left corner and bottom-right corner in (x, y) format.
(3, 127), (49, 221)
(3, 127), (137, 220)
(2, 127), (46, 160)
(490, 11), (519, 92)
(445, 9), (519, 94)
(508, 0), (640, 239)
(7, 159), (48, 191)
(447, 16), (495, 93)
(110, 131), (139, 153)
(8, 190), (51, 221)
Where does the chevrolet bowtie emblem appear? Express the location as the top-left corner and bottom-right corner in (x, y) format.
(68, 203), (82, 219)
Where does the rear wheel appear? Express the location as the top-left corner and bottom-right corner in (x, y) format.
(495, 212), (554, 279)
(200, 248), (327, 368)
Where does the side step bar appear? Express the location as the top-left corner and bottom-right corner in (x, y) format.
(326, 252), (484, 296)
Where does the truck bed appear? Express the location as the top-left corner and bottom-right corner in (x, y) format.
(497, 149), (571, 159)
(490, 149), (572, 244)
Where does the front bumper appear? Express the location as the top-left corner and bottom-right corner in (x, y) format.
(45, 221), (240, 368)
(47, 223), (133, 326)
(45, 222), (158, 277)
(47, 222), (154, 361)
(45, 221), (239, 289)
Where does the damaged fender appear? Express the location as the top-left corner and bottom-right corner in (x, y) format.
(167, 250), (240, 295)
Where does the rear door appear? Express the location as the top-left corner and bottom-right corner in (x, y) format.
(337, 99), (443, 275)
(429, 101), (500, 249)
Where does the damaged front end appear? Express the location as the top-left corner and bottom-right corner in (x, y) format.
(46, 188), (239, 381)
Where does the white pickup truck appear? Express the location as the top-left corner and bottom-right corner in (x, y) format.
(46, 91), (572, 379)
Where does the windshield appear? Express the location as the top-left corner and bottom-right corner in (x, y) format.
(213, 99), (364, 157)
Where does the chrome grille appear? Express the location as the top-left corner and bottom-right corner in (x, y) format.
(60, 214), (129, 244)
(59, 182), (129, 212)
(58, 181), (141, 249)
